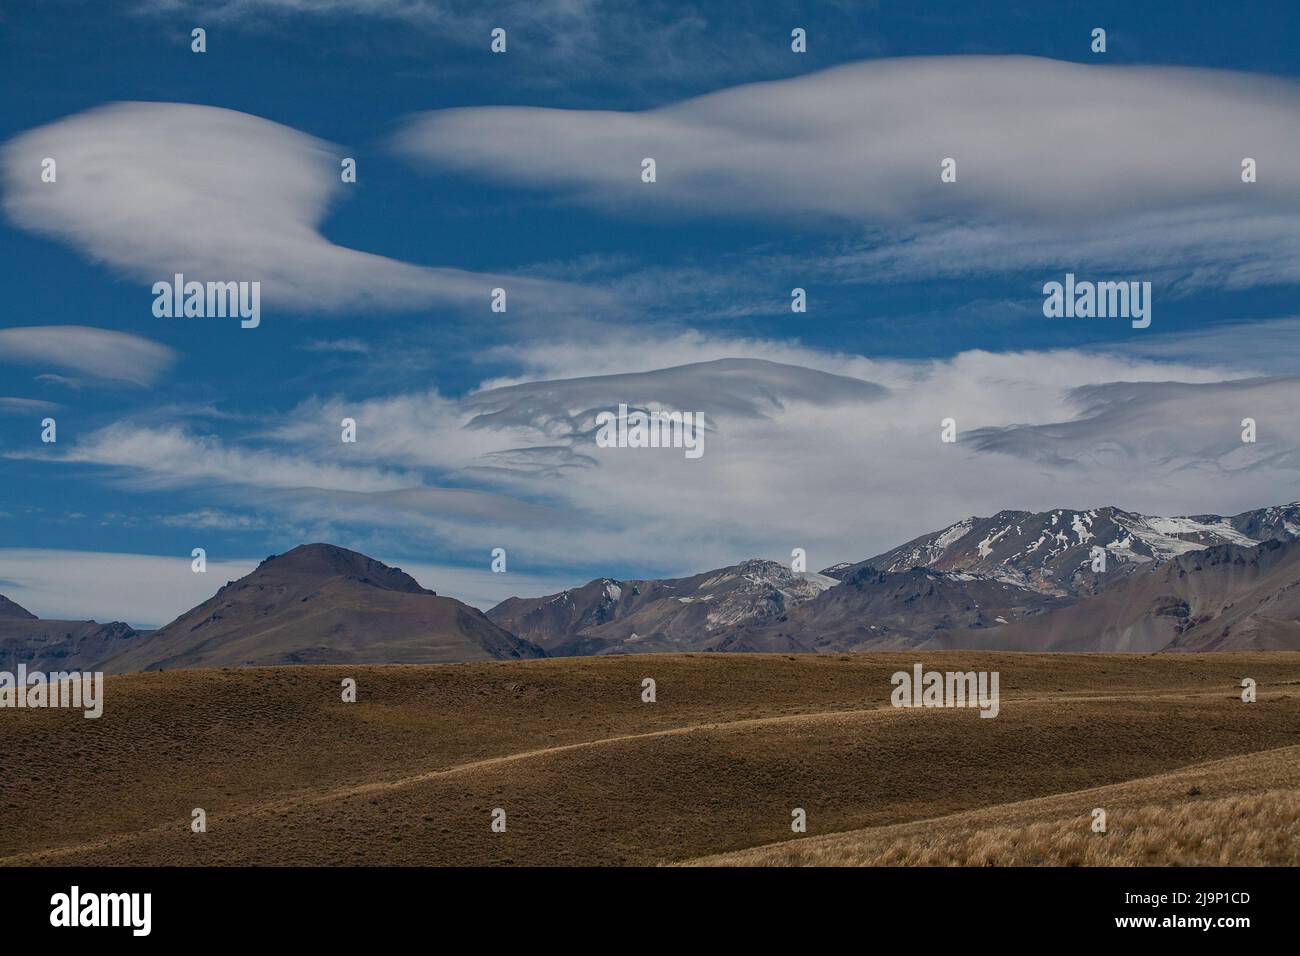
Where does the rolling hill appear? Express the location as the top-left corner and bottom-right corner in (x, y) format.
(2, 653), (1297, 866)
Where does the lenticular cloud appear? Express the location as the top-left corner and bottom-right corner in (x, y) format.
(395, 55), (1300, 285)
(2, 101), (596, 315)
(398, 55), (1300, 223)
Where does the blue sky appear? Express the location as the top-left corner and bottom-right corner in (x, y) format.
(2, 1), (1299, 625)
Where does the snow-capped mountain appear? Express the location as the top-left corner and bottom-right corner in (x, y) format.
(22, 503), (1300, 674)
(823, 504), (1300, 597)
(492, 501), (1300, 655)
(486, 559), (837, 656)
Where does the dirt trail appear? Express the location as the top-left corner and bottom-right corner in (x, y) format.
(3, 684), (1288, 865)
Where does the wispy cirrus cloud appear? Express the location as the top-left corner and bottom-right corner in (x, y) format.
(298, 338), (372, 355)
(21, 423), (416, 493)
(0, 396), (60, 415)
(23, 330), (1298, 577)
(132, 1), (841, 94)
(1097, 316), (1300, 375)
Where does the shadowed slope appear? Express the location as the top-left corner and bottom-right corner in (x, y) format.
(0, 595), (37, 619)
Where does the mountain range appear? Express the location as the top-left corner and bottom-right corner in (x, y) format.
(0, 594), (141, 672)
(488, 502), (1300, 654)
(827, 504), (1296, 595)
(3, 502), (1299, 672)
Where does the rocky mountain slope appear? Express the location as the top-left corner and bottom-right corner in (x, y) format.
(707, 565), (1066, 652)
(0, 594), (142, 671)
(487, 559), (837, 656)
(924, 538), (1300, 653)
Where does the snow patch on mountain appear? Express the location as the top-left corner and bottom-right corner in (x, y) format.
(978, 526), (1010, 558)
(1116, 514), (1259, 558)
(932, 518), (974, 552)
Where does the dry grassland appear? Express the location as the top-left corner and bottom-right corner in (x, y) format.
(2, 653), (1296, 866)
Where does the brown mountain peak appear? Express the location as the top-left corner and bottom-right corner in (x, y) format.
(250, 543), (435, 596)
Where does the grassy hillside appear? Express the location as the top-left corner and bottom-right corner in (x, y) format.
(2, 653), (1297, 866)
(689, 746), (1300, 865)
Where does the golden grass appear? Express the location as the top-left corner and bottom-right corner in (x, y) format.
(903, 791), (1300, 866)
(689, 745), (1300, 866)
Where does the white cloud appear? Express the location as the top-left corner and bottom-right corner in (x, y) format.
(397, 56), (1300, 286)
(967, 377), (1300, 498)
(14, 321), (1298, 581)
(2, 102), (603, 315)
(258, 338), (1295, 573)
(51, 339), (1300, 571)
(0, 325), (176, 386)
(818, 209), (1300, 292)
